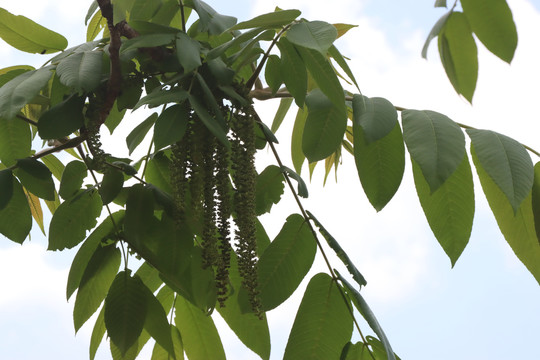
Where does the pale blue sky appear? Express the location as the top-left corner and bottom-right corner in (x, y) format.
(0, 1), (539, 359)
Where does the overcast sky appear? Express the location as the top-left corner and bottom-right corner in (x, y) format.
(0, 1), (539, 359)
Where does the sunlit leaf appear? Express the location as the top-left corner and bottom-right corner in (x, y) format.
(48, 189), (103, 250)
(90, 307), (106, 360)
(174, 294), (226, 360)
(231, 9), (301, 30)
(283, 273), (353, 360)
(87, 10), (106, 42)
(0, 67), (52, 119)
(105, 271), (148, 357)
(130, 0), (163, 21)
(467, 129), (533, 213)
(438, 12), (478, 102)
(421, 10), (452, 59)
(302, 89), (347, 163)
(142, 284), (176, 359)
(471, 149), (540, 285)
(412, 155), (474, 266)
(461, 0), (517, 63)
(258, 214), (315, 311)
(74, 245), (121, 332)
(151, 326), (184, 360)
(402, 109), (465, 193)
(291, 106), (307, 173)
(0, 8), (67, 54)
(41, 154), (65, 181)
(0, 177), (32, 243)
(270, 97), (293, 133)
(56, 51), (103, 92)
(287, 20), (337, 54)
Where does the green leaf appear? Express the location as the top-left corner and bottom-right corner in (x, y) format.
(154, 104), (189, 151)
(124, 184), (155, 247)
(85, 1), (99, 25)
(467, 129), (533, 213)
(176, 32), (201, 73)
(0, 117), (31, 167)
(143, 285), (176, 359)
(24, 190), (43, 236)
(291, 106), (307, 173)
(14, 158), (55, 200)
(270, 97), (293, 133)
(99, 167), (125, 205)
(338, 273), (396, 360)
(56, 51), (103, 92)
(402, 109), (465, 193)
(105, 271), (149, 357)
(471, 149), (540, 285)
(287, 20), (337, 55)
(283, 273), (353, 360)
(0, 8), (67, 54)
(231, 9), (300, 30)
(188, 0), (237, 35)
(218, 255), (271, 360)
(0, 67), (52, 119)
(531, 162), (540, 245)
(41, 154), (65, 181)
(121, 33), (176, 52)
(435, 0), (447, 7)
(189, 94), (230, 148)
(341, 342), (373, 360)
(302, 88), (347, 163)
(354, 122), (405, 211)
(174, 294), (226, 360)
(438, 12), (478, 102)
(0, 169), (13, 210)
(151, 326), (184, 360)
(258, 214), (316, 311)
(38, 93), (85, 139)
(352, 95), (397, 143)
(264, 54), (282, 94)
(130, 0), (162, 21)
(296, 45), (345, 109)
(421, 10), (451, 59)
(90, 307), (106, 360)
(412, 156), (474, 266)
(67, 211), (124, 300)
(0, 176), (32, 243)
(86, 10), (106, 42)
(126, 113), (158, 155)
(461, 0), (517, 63)
(145, 152), (173, 194)
(328, 45), (359, 91)
(59, 160), (87, 200)
(48, 189), (103, 250)
(255, 165), (285, 216)
(134, 87), (188, 109)
(74, 245), (121, 332)
(307, 211), (367, 287)
(105, 102), (127, 134)
(277, 38), (307, 107)
(117, 78), (144, 111)
(281, 166), (308, 198)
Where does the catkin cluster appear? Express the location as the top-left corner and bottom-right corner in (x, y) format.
(170, 106), (260, 313)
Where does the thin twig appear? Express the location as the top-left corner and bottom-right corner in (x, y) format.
(16, 114), (38, 126)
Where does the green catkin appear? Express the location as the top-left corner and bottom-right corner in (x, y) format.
(201, 127), (218, 269)
(215, 138), (232, 306)
(231, 107), (261, 317)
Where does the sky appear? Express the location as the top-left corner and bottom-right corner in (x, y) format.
(0, 0), (539, 359)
